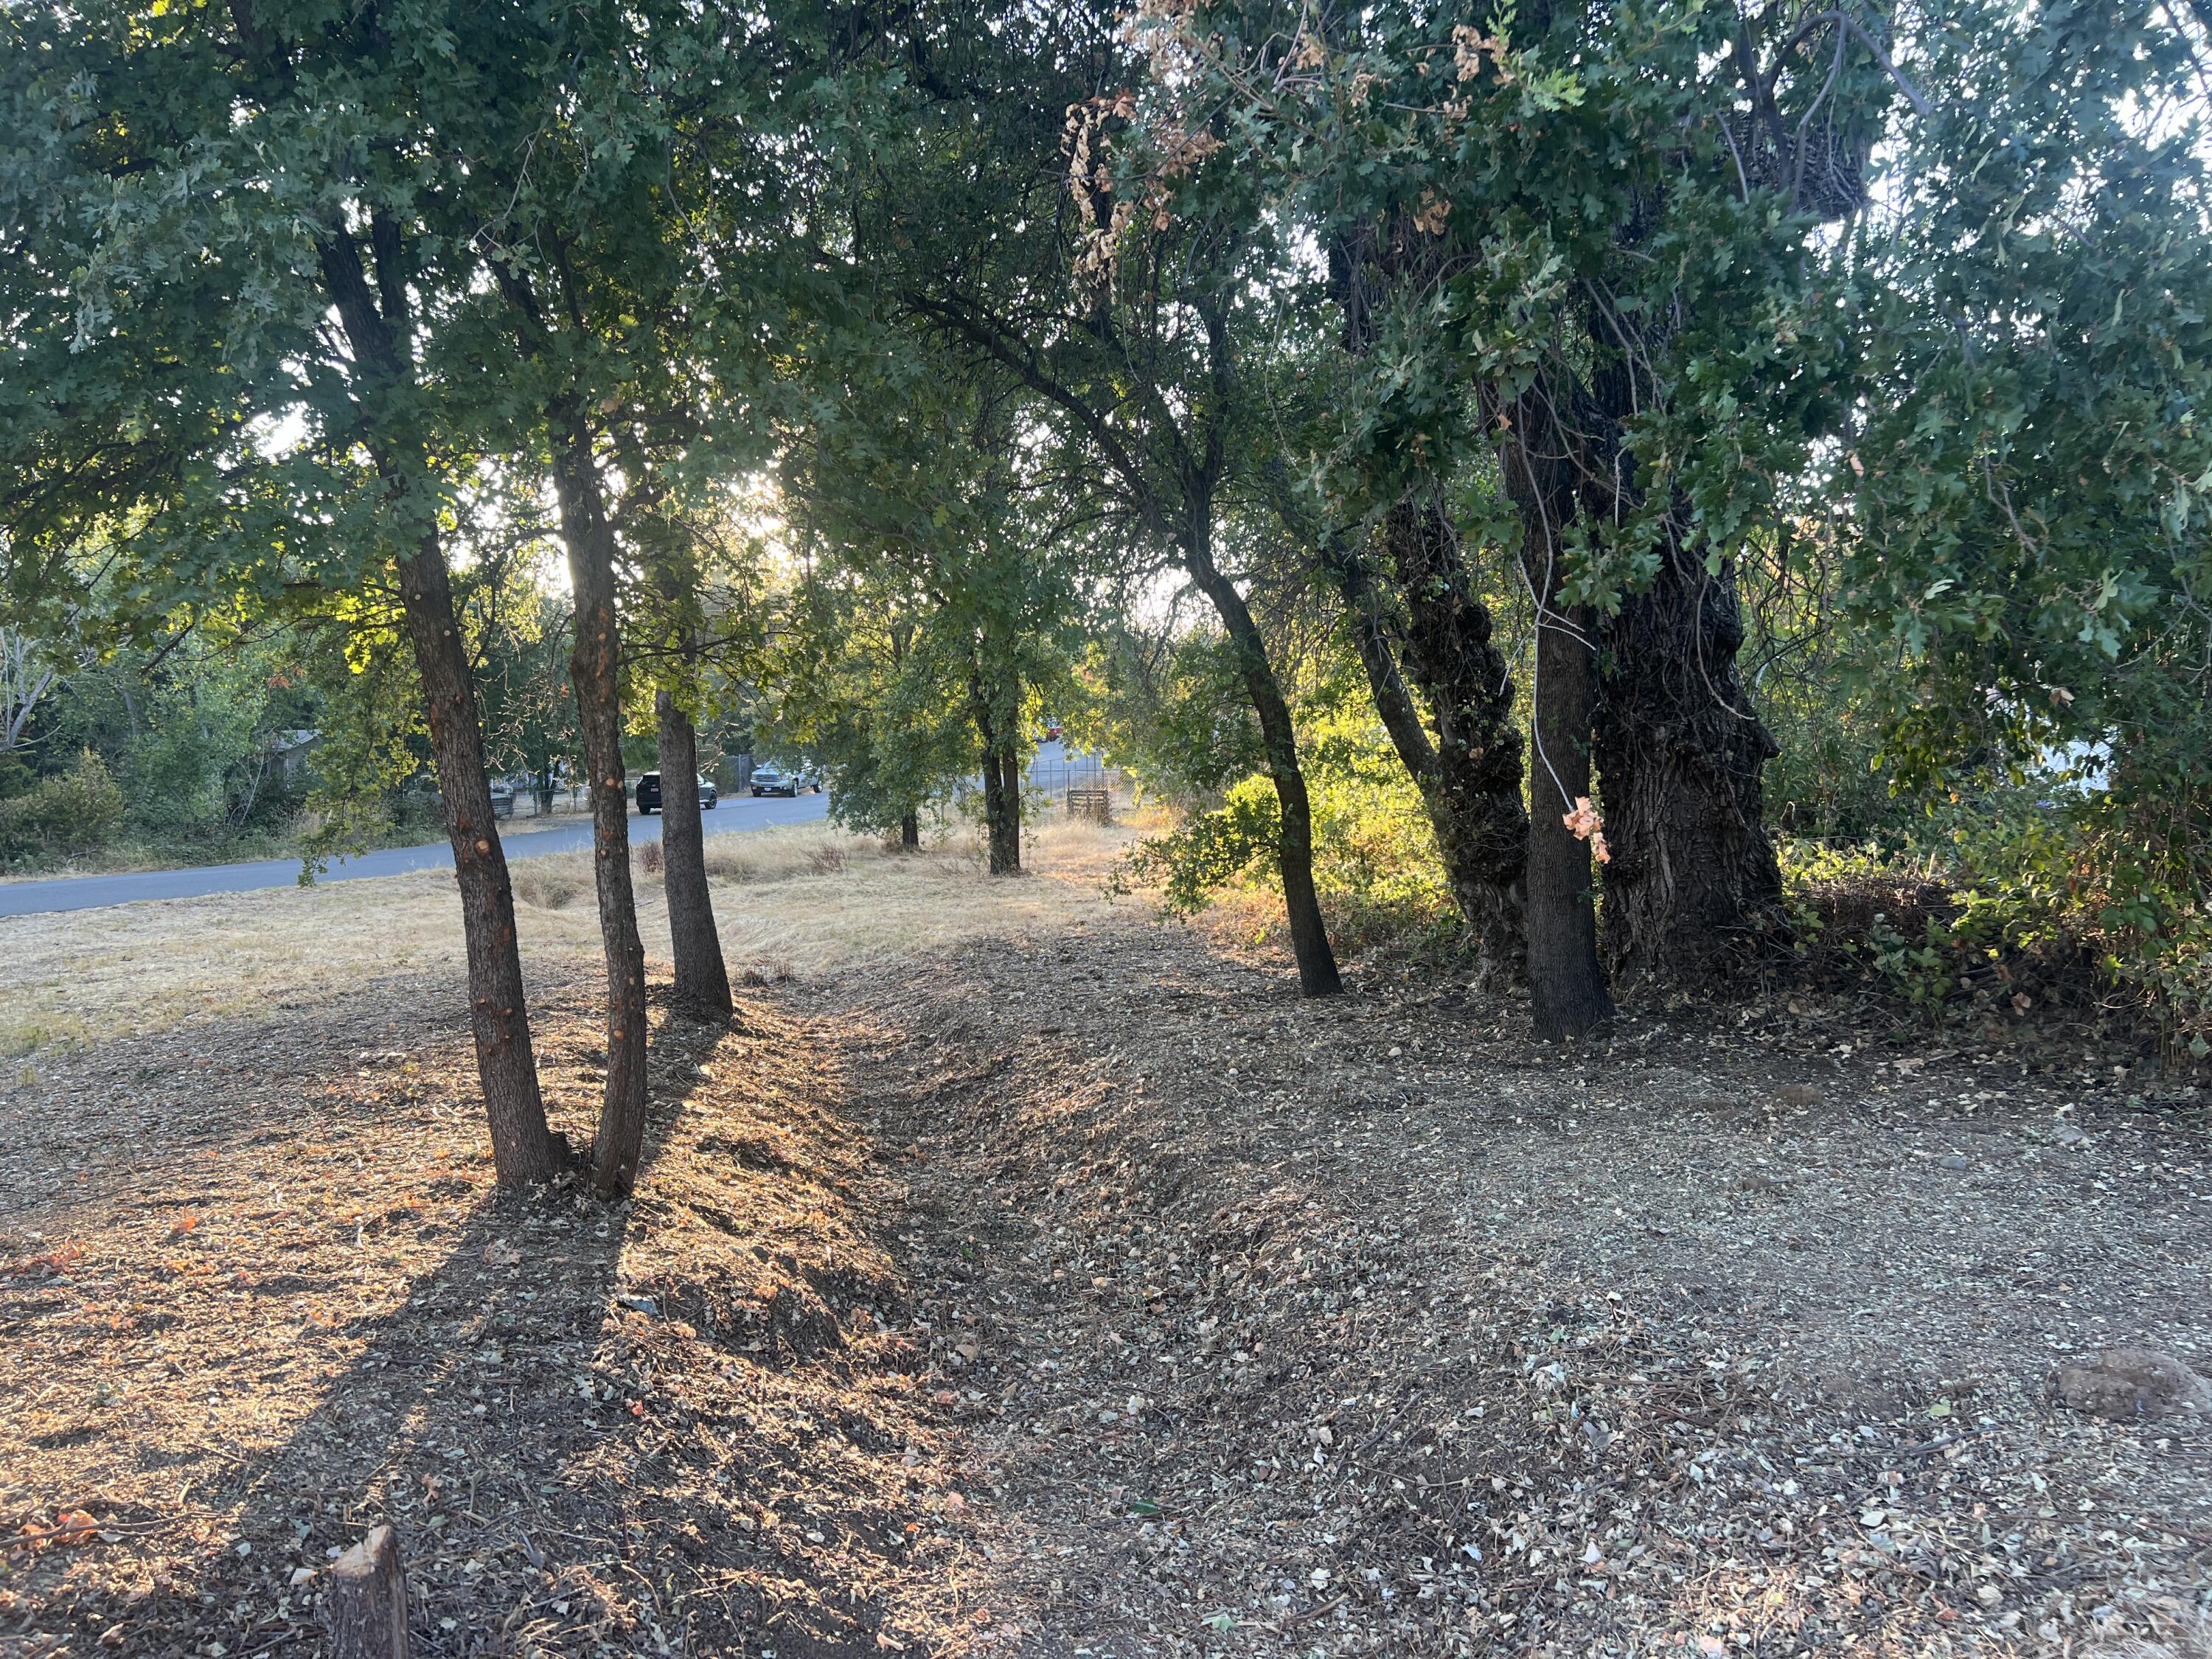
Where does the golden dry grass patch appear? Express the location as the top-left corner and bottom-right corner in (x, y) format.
(0, 815), (1143, 1061)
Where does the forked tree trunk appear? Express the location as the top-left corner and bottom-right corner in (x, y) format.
(1183, 545), (1343, 998)
(655, 689), (733, 1022)
(1377, 494), (1529, 985)
(548, 411), (650, 1198)
(1593, 541), (1787, 990)
(972, 681), (1022, 875)
(310, 225), (568, 1189)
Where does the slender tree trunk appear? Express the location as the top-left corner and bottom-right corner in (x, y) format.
(1593, 540), (1787, 990)
(1000, 751), (1024, 869)
(1183, 546), (1343, 998)
(547, 411), (650, 1197)
(397, 537), (571, 1183)
(310, 226), (568, 1189)
(1495, 389), (1613, 1037)
(655, 689), (733, 1022)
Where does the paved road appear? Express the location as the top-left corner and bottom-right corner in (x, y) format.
(0, 790), (832, 919)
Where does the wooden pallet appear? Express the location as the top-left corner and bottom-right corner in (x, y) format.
(1065, 785), (1111, 822)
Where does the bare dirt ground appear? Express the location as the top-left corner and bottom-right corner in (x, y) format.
(2, 821), (2208, 1658)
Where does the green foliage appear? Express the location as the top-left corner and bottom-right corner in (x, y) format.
(0, 750), (125, 863)
(1784, 776), (2212, 1055)
(1079, 629), (1265, 807)
(1118, 697), (1461, 956)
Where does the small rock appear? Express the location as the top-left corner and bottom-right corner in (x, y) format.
(1940, 1153), (1969, 1172)
(1738, 1172), (1790, 1193)
(1773, 1084), (1823, 1108)
(2048, 1349), (2212, 1420)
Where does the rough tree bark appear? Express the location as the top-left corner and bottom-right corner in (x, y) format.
(1593, 543), (1786, 990)
(1321, 524), (1526, 986)
(970, 669), (1021, 875)
(1183, 539), (1343, 998)
(547, 409), (651, 1198)
(1376, 493), (1530, 984)
(310, 226), (568, 1189)
(654, 689), (733, 1022)
(1576, 358), (1787, 991)
(1495, 391), (1614, 1039)
(899, 811), (922, 852)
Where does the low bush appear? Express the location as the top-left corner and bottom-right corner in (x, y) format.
(0, 750), (127, 864)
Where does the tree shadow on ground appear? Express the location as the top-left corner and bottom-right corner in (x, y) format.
(4, 972), (998, 1658)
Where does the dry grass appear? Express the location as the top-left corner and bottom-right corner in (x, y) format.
(0, 816), (1138, 1066)
(3, 801), (2208, 1658)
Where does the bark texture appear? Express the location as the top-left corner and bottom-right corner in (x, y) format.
(1495, 389), (1613, 1037)
(970, 669), (1022, 876)
(1526, 597), (1615, 1041)
(655, 690), (733, 1022)
(397, 540), (571, 1186)
(549, 413), (650, 1198)
(1593, 544), (1786, 990)
(1185, 546), (1343, 998)
(1376, 494), (1528, 984)
(311, 224), (568, 1189)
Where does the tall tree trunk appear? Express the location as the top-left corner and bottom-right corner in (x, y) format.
(1183, 545), (1343, 998)
(900, 811), (921, 852)
(1593, 540), (1786, 990)
(971, 673), (1021, 875)
(1495, 389), (1613, 1037)
(1571, 349), (1788, 992)
(654, 689), (733, 1022)
(310, 225), (568, 1189)
(1526, 595), (1615, 1040)
(1375, 494), (1529, 986)
(398, 536), (572, 1185)
(1000, 751), (1024, 868)
(547, 411), (650, 1198)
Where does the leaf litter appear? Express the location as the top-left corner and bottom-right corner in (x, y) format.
(0, 894), (2207, 1658)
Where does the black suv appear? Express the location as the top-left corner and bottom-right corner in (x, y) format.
(636, 772), (718, 814)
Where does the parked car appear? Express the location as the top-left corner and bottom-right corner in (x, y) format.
(635, 772), (718, 813)
(749, 762), (797, 797)
(405, 773), (515, 818)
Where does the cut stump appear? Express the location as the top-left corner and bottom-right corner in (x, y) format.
(327, 1523), (410, 1659)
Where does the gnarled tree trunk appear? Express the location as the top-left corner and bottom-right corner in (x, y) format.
(1593, 541), (1786, 990)
(1377, 493), (1528, 985)
(655, 689), (733, 1022)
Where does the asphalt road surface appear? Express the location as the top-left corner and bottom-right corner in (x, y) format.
(0, 789), (833, 919)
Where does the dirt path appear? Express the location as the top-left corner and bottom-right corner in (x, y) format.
(821, 922), (2212, 1657)
(3, 866), (2208, 1657)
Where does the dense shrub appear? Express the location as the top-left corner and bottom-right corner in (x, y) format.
(0, 749), (126, 863)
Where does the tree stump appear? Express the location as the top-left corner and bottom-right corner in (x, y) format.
(326, 1523), (409, 1659)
